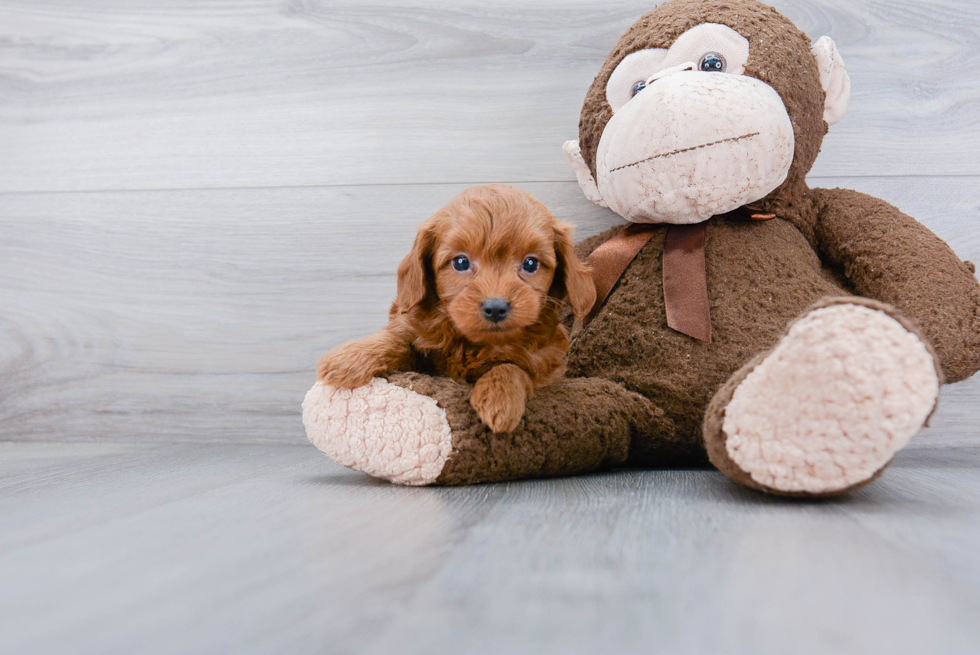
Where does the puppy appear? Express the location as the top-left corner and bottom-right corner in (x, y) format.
(317, 184), (596, 433)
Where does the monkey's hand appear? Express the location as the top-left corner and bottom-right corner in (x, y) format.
(317, 330), (411, 388)
(470, 364), (534, 433)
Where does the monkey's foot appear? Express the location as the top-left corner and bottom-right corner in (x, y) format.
(302, 378), (453, 485)
(705, 299), (941, 496)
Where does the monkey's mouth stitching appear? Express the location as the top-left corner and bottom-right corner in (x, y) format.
(610, 132), (762, 173)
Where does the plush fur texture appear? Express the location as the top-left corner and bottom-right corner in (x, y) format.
(303, 378), (453, 486)
(383, 371), (666, 485)
(577, 0), (827, 222)
(316, 184), (595, 433)
(305, 0), (980, 495)
(718, 301), (939, 494)
(594, 68), (796, 223)
(587, 19), (802, 224)
(702, 297), (944, 497)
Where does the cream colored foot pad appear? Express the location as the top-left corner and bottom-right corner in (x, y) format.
(723, 304), (939, 493)
(303, 378), (453, 486)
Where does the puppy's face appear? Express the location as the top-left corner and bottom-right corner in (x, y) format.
(396, 185), (596, 345)
(433, 201), (556, 343)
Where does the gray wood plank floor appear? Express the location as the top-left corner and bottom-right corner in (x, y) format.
(3, 443), (980, 655)
(2, 1), (979, 653)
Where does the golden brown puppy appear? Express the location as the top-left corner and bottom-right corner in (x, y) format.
(318, 184), (596, 433)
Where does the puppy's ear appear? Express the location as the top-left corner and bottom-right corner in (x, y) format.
(396, 220), (437, 311)
(551, 220), (596, 319)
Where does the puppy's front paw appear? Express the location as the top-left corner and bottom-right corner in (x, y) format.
(470, 368), (529, 433)
(317, 343), (381, 389)
(471, 383), (525, 433)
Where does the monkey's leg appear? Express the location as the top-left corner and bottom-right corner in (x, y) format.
(302, 372), (672, 486)
(703, 297), (941, 497)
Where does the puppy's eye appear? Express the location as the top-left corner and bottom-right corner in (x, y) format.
(451, 255), (470, 272)
(631, 80), (646, 97)
(698, 52), (726, 72)
(521, 257), (539, 274)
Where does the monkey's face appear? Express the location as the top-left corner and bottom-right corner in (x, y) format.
(597, 24), (794, 224)
(566, 1), (850, 225)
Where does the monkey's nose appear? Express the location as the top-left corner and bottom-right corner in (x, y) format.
(481, 298), (511, 323)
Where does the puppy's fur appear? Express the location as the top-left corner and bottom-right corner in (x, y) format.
(318, 185), (596, 433)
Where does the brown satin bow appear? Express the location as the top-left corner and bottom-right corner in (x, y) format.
(583, 209), (775, 342)
(584, 223), (710, 342)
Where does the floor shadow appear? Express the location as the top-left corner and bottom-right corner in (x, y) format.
(301, 472), (393, 488)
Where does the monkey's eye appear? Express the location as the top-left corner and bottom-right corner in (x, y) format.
(521, 257), (540, 274)
(698, 52), (726, 72)
(631, 80), (647, 97)
(451, 255), (470, 272)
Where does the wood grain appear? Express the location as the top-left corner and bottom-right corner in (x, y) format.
(1, 177), (977, 445)
(0, 181), (621, 443)
(2, 0), (980, 192)
(2, 2), (980, 653)
(1, 441), (979, 654)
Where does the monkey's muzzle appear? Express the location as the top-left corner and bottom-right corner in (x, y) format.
(595, 71), (795, 225)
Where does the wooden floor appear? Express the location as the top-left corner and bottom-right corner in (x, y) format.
(2, 1), (979, 652)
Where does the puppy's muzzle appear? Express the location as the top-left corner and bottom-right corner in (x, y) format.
(481, 298), (511, 323)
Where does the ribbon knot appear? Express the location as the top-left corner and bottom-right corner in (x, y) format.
(584, 222), (711, 343)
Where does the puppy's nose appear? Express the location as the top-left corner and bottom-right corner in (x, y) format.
(481, 298), (511, 323)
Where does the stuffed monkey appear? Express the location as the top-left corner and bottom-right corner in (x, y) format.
(304, 0), (980, 496)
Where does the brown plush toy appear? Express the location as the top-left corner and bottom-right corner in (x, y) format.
(303, 0), (980, 496)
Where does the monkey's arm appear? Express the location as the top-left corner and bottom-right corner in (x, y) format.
(812, 187), (980, 382)
(317, 323), (417, 388)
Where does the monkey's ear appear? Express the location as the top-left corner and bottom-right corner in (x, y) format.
(552, 220), (597, 320)
(812, 36), (850, 127)
(395, 221), (436, 311)
(563, 140), (608, 208)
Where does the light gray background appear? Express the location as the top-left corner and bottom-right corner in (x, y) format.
(1, 1), (979, 653)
